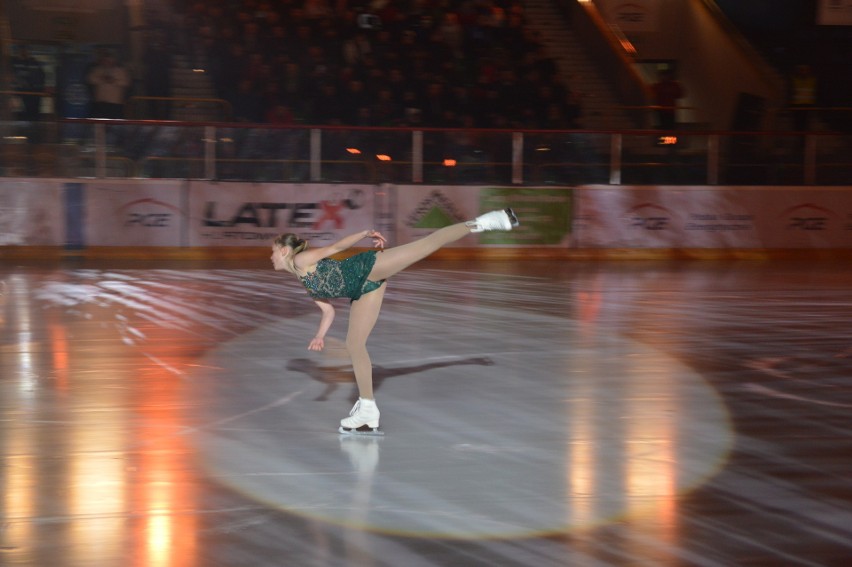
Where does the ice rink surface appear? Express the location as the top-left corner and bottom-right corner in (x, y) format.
(2, 258), (851, 566)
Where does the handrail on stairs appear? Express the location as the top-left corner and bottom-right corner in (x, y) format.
(570, 0), (651, 128)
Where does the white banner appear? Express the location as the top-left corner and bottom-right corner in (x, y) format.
(574, 185), (852, 249)
(0, 180), (64, 246)
(84, 180), (186, 246)
(188, 182), (376, 247)
(595, 0), (660, 32)
(817, 0), (852, 25)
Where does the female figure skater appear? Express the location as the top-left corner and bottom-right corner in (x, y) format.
(271, 208), (518, 435)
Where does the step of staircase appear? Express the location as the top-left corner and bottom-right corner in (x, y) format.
(524, 0), (637, 131)
(168, 56), (222, 121)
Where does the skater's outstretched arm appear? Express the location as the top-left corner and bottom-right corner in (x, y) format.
(309, 299), (335, 351)
(294, 229), (386, 272)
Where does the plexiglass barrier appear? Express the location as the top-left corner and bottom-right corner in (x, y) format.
(0, 118), (849, 186)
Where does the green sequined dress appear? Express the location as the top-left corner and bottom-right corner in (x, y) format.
(299, 250), (385, 301)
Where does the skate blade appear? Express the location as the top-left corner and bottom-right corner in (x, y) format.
(338, 425), (384, 436)
(504, 208), (520, 227)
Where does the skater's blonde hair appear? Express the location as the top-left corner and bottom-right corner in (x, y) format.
(273, 233), (308, 254)
(273, 233), (308, 275)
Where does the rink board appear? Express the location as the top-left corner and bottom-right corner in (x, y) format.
(1, 180), (850, 253)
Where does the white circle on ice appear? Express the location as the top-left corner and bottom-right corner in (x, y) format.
(189, 283), (733, 539)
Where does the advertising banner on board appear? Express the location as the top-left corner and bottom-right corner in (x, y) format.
(574, 185), (852, 248)
(188, 182), (376, 247)
(0, 180), (64, 246)
(817, 0), (852, 25)
(393, 185), (573, 247)
(84, 180), (186, 246)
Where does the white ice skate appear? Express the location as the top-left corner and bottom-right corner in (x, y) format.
(339, 397), (384, 436)
(467, 208), (520, 233)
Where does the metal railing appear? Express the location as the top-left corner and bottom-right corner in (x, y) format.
(0, 117), (849, 186)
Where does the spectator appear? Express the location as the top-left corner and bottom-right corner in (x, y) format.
(438, 12), (464, 57)
(217, 42), (249, 107)
(11, 45), (46, 121)
(143, 33), (173, 119)
(231, 78), (264, 122)
(789, 63), (817, 132)
(177, 0), (560, 130)
(266, 102), (296, 124)
(370, 87), (402, 126)
(281, 62), (306, 115)
(563, 88), (583, 129)
(87, 52), (131, 119)
(495, 69), (524, 119)
(311, 82), (345, 124)
(421, 80), (451, 127)
(650, 68), (685, 130)
(343, 31), (372, 67)
(340, 78), (370, 125)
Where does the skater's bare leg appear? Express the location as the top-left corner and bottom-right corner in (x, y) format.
(368, 223), (472, 282)
(346, 284), (386, 400)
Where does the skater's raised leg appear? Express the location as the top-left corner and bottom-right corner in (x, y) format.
(368, 209), (518, 282)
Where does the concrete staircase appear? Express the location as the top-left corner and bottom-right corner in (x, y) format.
(524, 0), (637, 130)
(169, 57), (223, 122)
(139, 0), (223, 122)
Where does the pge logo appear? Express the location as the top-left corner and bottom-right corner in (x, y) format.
(624, 202), (672, 231)
(117, 198), (181, 228)
(779, 203), (836, 231)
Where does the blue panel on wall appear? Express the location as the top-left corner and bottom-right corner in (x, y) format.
(65, 182), (84, 249)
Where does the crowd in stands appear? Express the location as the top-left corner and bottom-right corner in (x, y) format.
(168, 0), (583, 129)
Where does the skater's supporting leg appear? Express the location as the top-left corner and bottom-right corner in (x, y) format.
(346, 284), (386, 400)
(368, 223), (471, 282)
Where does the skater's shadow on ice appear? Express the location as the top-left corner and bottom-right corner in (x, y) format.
(286, 356), (495, 402)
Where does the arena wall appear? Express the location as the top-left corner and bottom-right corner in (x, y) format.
(1, 180), (850, 260)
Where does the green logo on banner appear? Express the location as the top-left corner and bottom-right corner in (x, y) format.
(407, 190), (466, 229)
(479, 187), (573, 245)
(413, 206), (458, 229)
